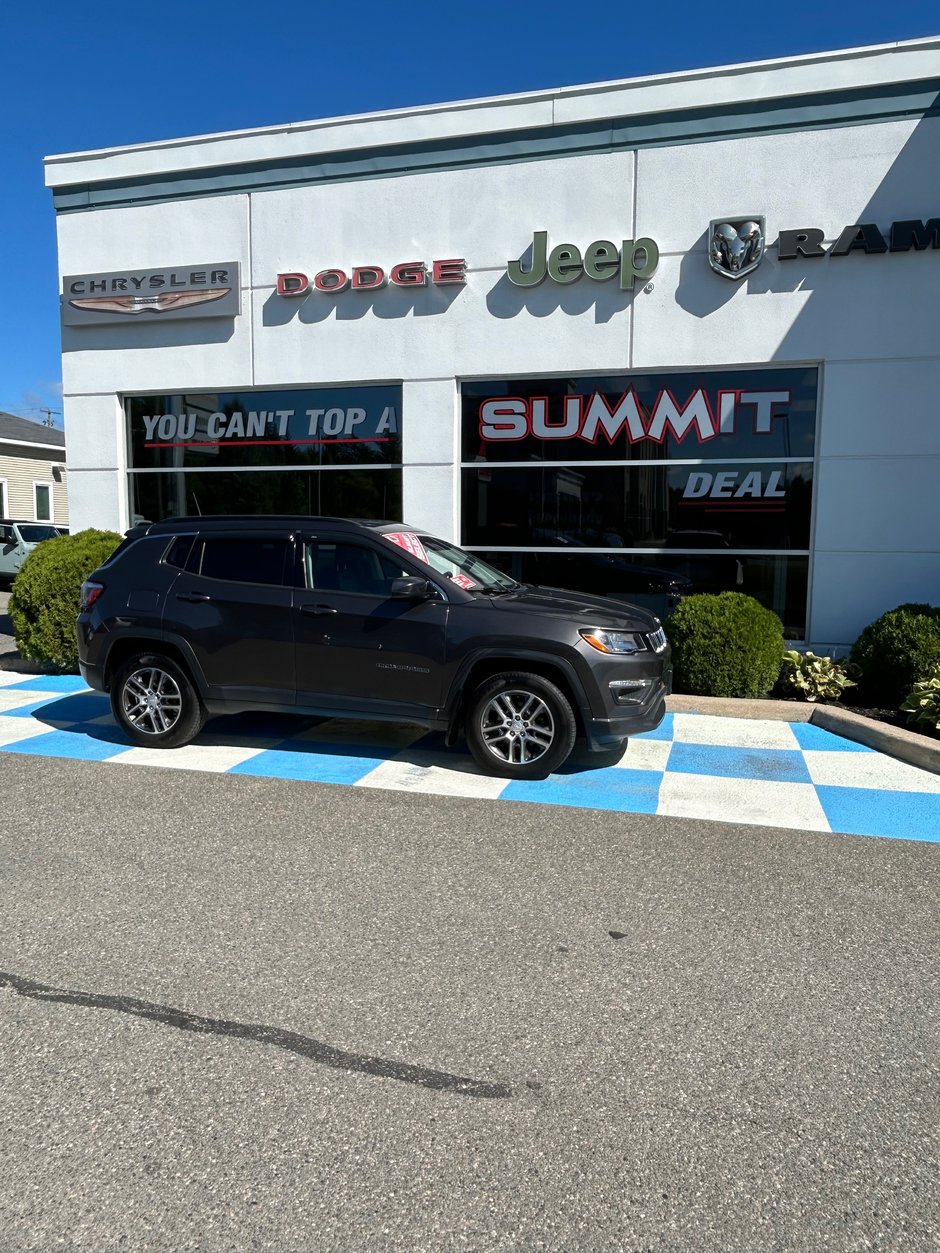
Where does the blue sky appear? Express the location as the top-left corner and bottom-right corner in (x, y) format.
(2, 0), (938, 429)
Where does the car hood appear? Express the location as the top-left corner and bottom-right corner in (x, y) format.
(473, 584), (661, 631)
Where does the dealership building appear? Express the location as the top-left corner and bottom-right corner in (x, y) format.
(45, 37), (940, 648)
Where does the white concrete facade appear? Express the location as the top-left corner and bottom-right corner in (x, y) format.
(45, 38), (940, 649)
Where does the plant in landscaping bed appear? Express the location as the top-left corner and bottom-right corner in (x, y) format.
(9, 529), (122, 669)
(850, 604), (940, 709)
(664, 592), (784, 698)
(900, 670), (940, 735)
(777, 649), (856, 703)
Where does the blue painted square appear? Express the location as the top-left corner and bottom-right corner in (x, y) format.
(789, 722), (874, 753)
(666, 741), (812, 784)
(229, 739), (395, 784)
(631, 712), (674, 742)
(1, 675), (90, 694)
(3, 728), (128, 761)
(501, 767), (663, 813)
(816, 786), (940, 842)
(4, 692), (110, 722)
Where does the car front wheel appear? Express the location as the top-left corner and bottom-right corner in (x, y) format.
(465, 671), (577, 779)
(111, 652), (206, 748)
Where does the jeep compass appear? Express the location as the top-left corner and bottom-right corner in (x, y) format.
(76, 517), (671, 779)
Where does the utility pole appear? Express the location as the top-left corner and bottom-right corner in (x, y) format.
(39, 408), (61, 428)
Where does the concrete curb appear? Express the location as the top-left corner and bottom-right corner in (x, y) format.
(667, 693), (940, 776)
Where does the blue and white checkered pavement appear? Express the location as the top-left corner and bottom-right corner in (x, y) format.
(0, 671), (938, 843)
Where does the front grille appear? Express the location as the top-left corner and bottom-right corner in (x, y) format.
(647, 626), (668, 653)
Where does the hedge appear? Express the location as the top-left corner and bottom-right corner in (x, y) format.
(8, 529), (122, 668)
(664, 592), (784, 698)
(850, 604), (940, 708)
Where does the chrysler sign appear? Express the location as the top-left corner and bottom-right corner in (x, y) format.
(61, 263), (241, 325)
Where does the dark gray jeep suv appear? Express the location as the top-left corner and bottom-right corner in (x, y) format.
(76, 517), (671, 779)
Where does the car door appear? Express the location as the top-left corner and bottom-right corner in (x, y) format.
(0, 525), (20, 579)
(293, 533), (448, 715)
(166, 530), (295, 704)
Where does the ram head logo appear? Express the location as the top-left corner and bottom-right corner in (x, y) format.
(708, 217), (765, 280)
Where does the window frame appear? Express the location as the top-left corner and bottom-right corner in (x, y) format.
(187, 533), (293, 588)
(33, 480), (54, 523)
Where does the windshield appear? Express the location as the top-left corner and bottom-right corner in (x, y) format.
(17, 525), (60, 543)
(381, 531), (517, 592)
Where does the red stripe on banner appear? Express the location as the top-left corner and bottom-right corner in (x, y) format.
(143, 438), (393, 448)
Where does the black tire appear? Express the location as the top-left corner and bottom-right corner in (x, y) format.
(110, 652), (206, 749)
(465, 671), (577, 780)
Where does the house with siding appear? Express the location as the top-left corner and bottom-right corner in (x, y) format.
(0, 412), (68, 526)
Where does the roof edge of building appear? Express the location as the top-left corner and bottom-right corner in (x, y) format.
(44, 36), (940, 190)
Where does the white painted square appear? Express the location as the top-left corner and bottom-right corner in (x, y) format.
(614, 739), (672, 772)
(802, 750), (940, 794)
(0, 715), (61, 746)
(0, 673), (36, 689)
(671, 714), (800, 750)
(0, 689), (58, 713)
(657, 771), (831, 832)
(107, 743), (268, 773)
(356, 754), (509, 800)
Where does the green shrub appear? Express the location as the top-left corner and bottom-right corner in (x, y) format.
(900, 670), (940, 735)
(8, 529), (122, 668)
(664, 592), (784, 698)
(850, 605), (940, 708)
(778, 650), (856, 703)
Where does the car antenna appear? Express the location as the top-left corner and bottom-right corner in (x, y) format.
(191, 493), (202, 516)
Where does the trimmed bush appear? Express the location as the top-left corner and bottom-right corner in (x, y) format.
(9, 529), (122, 668)
(664, 592), (784, 698)
(850, 604), (940, 709)
(777, 649), (856, 703)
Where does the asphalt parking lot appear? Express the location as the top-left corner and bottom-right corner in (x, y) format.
(1, 588), (938, 1249)
(1, 746), (938, 1252)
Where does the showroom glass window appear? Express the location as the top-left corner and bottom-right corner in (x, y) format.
(126, 386), (402, 525)
(461, 368), (817, 637)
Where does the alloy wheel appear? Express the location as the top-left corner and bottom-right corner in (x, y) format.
(121, 666), (184, 737)
(479, 688), (555, 766)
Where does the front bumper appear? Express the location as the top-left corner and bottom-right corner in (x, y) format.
(582, 667), (671, 749)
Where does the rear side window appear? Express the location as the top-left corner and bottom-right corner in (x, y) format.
(192, 537), (289, 586)
(162, 535), (195, 570)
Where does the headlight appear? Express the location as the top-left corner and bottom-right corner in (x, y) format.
(580, 628), (647, 655)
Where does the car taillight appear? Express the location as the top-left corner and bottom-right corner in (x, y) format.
(81, 581), (104, 611)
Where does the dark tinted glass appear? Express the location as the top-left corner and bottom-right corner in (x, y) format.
(306, 542), (408, 595)
(462, 368), (817, 464)
(196, 538), (288, 586)
(478, 550), (809, 639)
(163, 536), (195, 569)
(461, 463), (813, 551)
(127, 386), (401, 469)
(130, 469), (402, 524)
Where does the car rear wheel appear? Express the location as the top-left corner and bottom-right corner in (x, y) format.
(111, 652), (206, 748)
(465, 671), (577, 780)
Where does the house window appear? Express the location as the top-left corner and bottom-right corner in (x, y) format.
(33, 482), (53, 522)
(0, 479), (7, 516)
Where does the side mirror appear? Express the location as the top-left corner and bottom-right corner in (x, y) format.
(390, 576), (433, 600)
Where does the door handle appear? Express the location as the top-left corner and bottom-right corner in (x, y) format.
(176, 592), (211, 603)
(301, 603), (338, 616)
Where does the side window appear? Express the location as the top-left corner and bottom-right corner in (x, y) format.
(305, 541), (408, 596)
(34, 482), (53, 522)
(162, 535), (195, 570)
(194, 537), (289, 586)
(0, 525), (15, 546)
